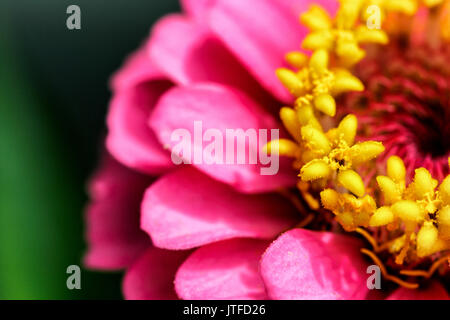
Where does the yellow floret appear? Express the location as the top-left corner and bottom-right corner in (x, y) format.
(300, 159), (331, 181)
(412, 168), (438, 200)
(387, 155), (406, 183)
(337, 169), (366, 197)
(417, 221), (439, 257)
(377, 175), (402, 205)
(370, 206), (395, 226)
(263, 139), (299, 158)
(391, 200), (424, 223)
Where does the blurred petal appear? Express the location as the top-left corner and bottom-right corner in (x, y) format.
(107, 43), (174, 175)
(107, 80), (174, 175)
(148, 14), (274, 106)
(110, 47), (161, 91)
(387, 281), (449, 300)
(260, 229), (369, 300)
(181, 0), (214, 21)
(123, 247), (190, 300)
(141, 167), (297, 250)
(84, 153), (152, 270)
(175, 239), (270, 299)
(150, 83), (296, 193)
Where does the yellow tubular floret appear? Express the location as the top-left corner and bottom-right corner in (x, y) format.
(309, 49), (329, 75)
(332, 70), (365, 95)
(377, 176), (402, 205)
(337, 0), (364, 29)
(391, 200), (424, 223)
(336, 114), (358, 146)
(387, 156), (406, 183)
(336, 41), (366, 66)
(320, 189), (340, 210)
(355, 26), (389, 44)
(264, 139), (299, 158)
(300, 159), (331, 181)
(383, 0), (418, 15)
(417, 221), (439, 257)
(337, 212), (355, 229)
(348, 141), (385, 166)
(276, 68), (306, 97)
(302, 30), (334, 51)
(301, 125), (331, 155)
(370, 206), (395, 227)
(280, 107), (302, 142)
(413, 168), (438, 199)
(313, 93), (336, 117)
(296, 105), (322, 130)
(286, 52), (309, 69)
(300, 4), (332, 31)
(337, 169), (365, 197)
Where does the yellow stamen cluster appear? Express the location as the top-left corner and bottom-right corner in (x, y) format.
(278, 49), (364, 117)
(300, 1), (388, 67)
(321, 189), (376, 231)
(371, 157), (450, 262)
(268, 0), (450, 286)
(300, 114), (384, 197)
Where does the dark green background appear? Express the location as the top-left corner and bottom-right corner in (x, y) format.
(0, 0), (179, 299)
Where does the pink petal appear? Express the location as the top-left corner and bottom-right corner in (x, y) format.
(84, 153), (152, 270)
(175, 239), (270, 300)
(150, 83), (296, 193)
(106, 81), (174, 175)
(206, 0), (338, 102)
(141, 166), (297, 250)
(106, 44), (175, 175)
(181, 0), (213, 21)
(110, 46), (162, 92)
(123, 247), (190, 300)
(148, 14), (275, 106)
(387, 281), (449, 300)
(260, 229), (369, 300)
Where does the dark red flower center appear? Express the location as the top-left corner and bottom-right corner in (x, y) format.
(339, 41), (450, 181)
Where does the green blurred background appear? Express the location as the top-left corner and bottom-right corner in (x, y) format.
(0, 0), (179, 299)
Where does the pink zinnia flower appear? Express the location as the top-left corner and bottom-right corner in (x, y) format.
(85, 0), (450, 300)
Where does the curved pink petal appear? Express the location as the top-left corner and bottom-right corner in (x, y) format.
(84, 153), (152, 270)
(110, 46), (162, 92)
(107, 80), (174, 175)
(260, 229), (369, 300)
(205, 0), (338, 102)
(181, 0), (213, 21)
(106, 44), (174, 175)
(123, 247), (191, 300)
(141, 166), (297, 250)
(150, 83), (296, 193)
(175, 239), (270, 300)
(148, 14), (275, 106)
(387, 281), (449, 300)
